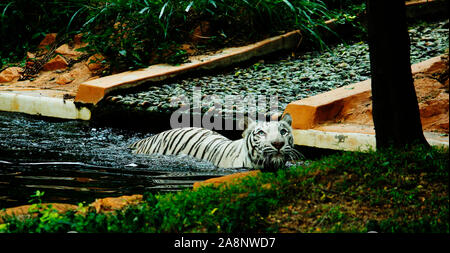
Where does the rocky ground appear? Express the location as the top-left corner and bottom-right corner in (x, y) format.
(103, 19), (449, 120)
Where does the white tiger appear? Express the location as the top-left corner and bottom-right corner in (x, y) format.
(128, 114), (302, 170)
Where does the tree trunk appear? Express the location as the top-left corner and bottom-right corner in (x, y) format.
(366, 0), (429, 149)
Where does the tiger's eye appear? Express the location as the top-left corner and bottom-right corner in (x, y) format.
(280, 129), (288, 135)
(256, 130), (266, 136)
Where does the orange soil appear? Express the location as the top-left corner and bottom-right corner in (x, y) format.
(0, 35), (102, 98)
(332, 55), (449, 134)
(0, 62), (97, 97)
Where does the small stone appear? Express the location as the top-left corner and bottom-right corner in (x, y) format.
(86, 54), (106, 71)
(38, 33), (57, 49)
(139, 101), (151, 107)
(337, 62), (349, 69)
(55, 73), (74, 85)
(55, 44), (83, 58)
(110, 96), (121, 102)
(42, 55), (69, 71)
(0, 67), (23, 83)
(26, 52), (36, 59)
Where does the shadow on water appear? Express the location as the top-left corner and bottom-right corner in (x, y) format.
(0, 111), (246, 208)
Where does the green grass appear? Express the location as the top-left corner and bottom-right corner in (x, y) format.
(1, 144), (448, 233)
(267, 145), (449, 233)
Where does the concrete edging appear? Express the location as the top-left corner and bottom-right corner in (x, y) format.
(0, 92), (91, 120)
(293, 129), (449, 152)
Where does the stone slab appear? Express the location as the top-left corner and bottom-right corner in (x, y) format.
(75, 30), (302, 105)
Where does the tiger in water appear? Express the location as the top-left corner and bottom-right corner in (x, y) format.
(128, 114), (302, 171)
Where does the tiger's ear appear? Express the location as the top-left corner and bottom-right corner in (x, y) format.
(281, 113), (292, 126)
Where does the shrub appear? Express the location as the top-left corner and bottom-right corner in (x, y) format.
(1, 0), (335, 70)
(80, 0), (335, 71)
(0, 0), (89, 66)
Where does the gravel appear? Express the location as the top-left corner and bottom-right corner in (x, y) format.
(104, 19), (449, 119)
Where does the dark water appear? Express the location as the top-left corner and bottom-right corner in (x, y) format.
(0, 111), (245, 208)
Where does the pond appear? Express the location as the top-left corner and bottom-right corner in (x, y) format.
(0, 111), (244, 208)
(2, 18), (447, 209)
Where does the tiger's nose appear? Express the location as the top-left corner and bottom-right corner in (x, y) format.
(272, 141), (284, 150)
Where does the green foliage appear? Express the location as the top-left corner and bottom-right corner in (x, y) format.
(0, 0), (89, 66)
(28, 190), (45, 204)
(1, 145), (447, 233)
(296, 145), (449, 233)
(1, 0), (335, 70)
(80, 0), (336, 70)
(326, 0), (367, 41)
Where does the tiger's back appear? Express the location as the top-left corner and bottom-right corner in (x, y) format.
(129, 127), (250, 168)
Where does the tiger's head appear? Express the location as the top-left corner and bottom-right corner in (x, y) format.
(242, 113), (303, 171)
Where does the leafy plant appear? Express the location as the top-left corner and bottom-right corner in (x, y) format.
(0, 0), (88, 67)
(28, 190), (45, 205)
(1, 0), (339, 70)
(66, 0), (336, 71)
